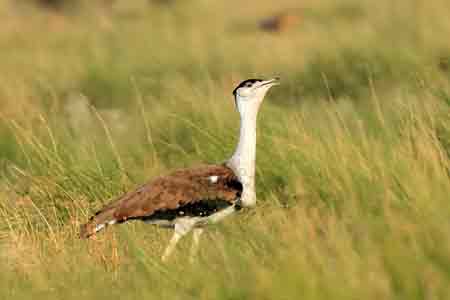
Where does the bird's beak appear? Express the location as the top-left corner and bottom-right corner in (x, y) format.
(257, 77), (280, 88)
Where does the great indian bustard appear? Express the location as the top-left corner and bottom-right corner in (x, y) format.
(80, 77), (279, 261)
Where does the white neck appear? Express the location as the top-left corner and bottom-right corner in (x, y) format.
(227, 102), (259, 207)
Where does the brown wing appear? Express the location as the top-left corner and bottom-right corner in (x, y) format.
(113, 164), (242, 220)
(80, 164), (241, 238)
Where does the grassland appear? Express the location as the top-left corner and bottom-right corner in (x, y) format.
(0, 0), (449, 299)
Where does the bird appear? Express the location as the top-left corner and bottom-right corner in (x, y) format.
(259, 11), (300, 33)
(80, 77), (280, 262)
(35, 0), (65, 11)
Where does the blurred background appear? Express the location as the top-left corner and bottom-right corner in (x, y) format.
(0, 1), (450, 299)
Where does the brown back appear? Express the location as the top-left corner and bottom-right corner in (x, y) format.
(111, 164), (242, 221)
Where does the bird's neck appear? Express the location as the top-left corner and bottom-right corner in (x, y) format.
(227, 109), (258, 207)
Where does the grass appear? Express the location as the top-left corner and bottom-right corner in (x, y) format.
(0, 0), (450, 299)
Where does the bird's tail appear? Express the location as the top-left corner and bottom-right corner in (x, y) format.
(80, 205), (118, 239)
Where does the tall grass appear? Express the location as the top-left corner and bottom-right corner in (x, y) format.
(0, 0), (449, 299)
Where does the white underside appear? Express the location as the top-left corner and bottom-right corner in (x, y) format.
(143, 204), (238, 228)
(95, 220), (117, 232)
(93, 204), (238, 234)
(159, 205), (238, 262)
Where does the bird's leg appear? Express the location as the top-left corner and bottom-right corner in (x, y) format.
(189, 228), (204, 263)
(161, 231), (183, 263)
(161, 219), (196, 262)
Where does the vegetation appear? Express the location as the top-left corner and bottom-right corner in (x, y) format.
(0, 0), (449, 299)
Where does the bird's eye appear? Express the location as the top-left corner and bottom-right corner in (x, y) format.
(245, 83), (252, 87)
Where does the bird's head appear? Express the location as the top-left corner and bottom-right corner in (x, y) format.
(232, 77), (279, 116)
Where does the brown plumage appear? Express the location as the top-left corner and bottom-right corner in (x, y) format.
(80, 164), (242, 238)
(259, 12), (300, 33)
